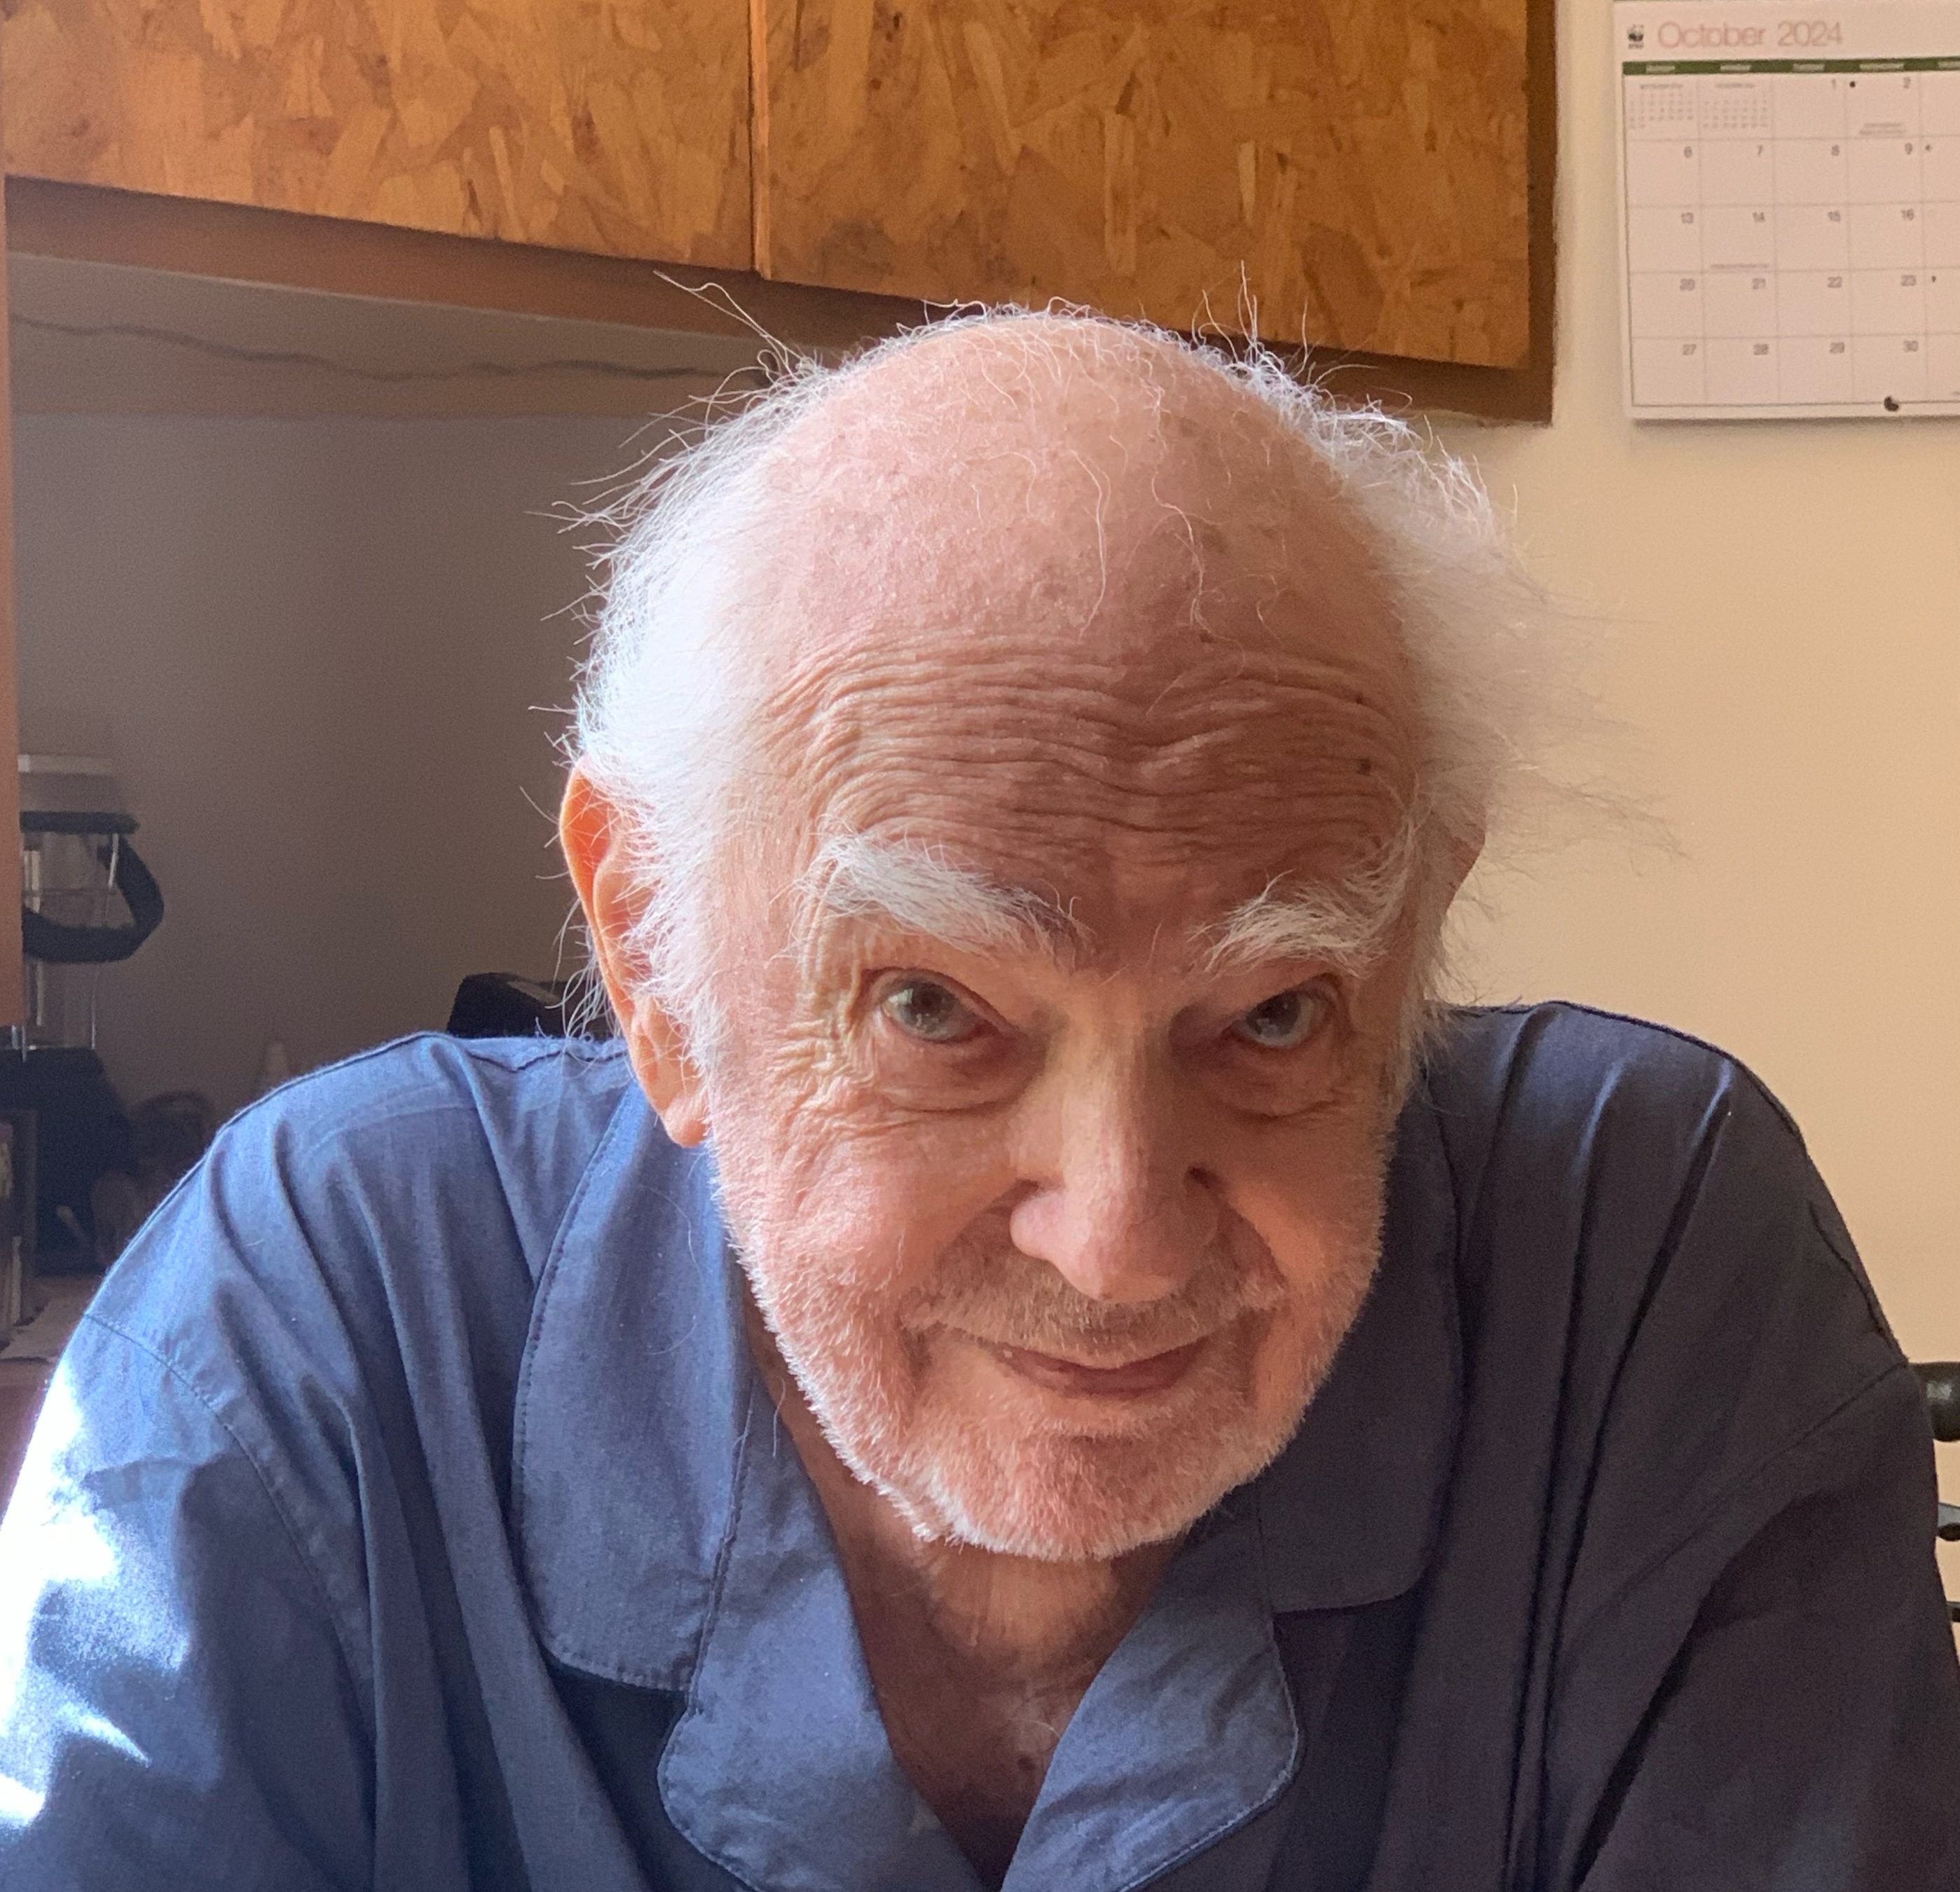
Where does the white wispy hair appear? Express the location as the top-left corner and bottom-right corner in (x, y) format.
(570, 306), (1584, 1064)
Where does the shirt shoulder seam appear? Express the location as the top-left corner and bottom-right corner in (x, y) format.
(1451, 1001), (1803, 1142)
(223, 1031), (626, 1131)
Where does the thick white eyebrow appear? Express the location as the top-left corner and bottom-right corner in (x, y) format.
(1200, 825), (1418, 975)
(807, 834), (1083, 960)
(809, 823), (1418, 975)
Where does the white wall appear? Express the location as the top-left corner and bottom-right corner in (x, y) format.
(1439, 0), (1960, 1364)
(13, 413), (639, 1117)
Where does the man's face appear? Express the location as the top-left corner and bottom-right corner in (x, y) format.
(662, 343), (1428, 1561)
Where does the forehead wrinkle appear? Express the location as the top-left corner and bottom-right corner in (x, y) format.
(769, 650), (1415, 793)
(783, 670), (1427, 854)
(756, 650), (1417, 957)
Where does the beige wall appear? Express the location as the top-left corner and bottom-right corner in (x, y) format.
(1437, 0), (1960, 1369)
(13, 413), (639, 1117)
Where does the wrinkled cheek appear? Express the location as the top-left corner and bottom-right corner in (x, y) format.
(761, 1232), (940, 1391)
(711, 1050), (1019, 1305)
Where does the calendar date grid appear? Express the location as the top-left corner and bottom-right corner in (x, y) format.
(1622, 55), (1960, 410)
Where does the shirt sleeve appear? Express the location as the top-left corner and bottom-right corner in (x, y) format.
(1556, 1362), (1960, 1890)
(0, 1316), (373, 1891)
(1528, 1054), (1960, 1892)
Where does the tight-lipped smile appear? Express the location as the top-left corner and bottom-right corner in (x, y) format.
(985, 1338), (1207, 1397)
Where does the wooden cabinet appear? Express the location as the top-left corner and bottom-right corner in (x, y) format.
(753, 0), (1530, 369)
(1, 0), (751, 268)
(3, 0), (1540, 385)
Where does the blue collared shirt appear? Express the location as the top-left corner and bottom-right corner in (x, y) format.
(3, 1004), (1957, 1891)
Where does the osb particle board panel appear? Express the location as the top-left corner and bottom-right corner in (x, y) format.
(1, 0), (751, 270)
(753, 0), (1531, 369)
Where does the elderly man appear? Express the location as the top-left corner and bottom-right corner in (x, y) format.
(3, 312), (1956, 1892)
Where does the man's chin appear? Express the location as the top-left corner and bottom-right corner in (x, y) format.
(867, 1394), (1294, 1562)
(779, 1307), (1328, 1560)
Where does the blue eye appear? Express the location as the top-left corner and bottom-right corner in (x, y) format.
(1232, 987), (1324, 1050)
(881, 980), (982, 1044)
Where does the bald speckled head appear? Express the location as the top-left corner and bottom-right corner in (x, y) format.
(733, 316), (1420, 927)
(565, 311), (1477, 1563)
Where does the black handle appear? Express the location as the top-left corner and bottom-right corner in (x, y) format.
(20, 837), (165, 966)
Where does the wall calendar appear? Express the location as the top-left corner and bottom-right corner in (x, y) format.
(1616, 0), (1960, 416)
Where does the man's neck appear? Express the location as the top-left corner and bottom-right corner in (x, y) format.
(799, 1418), (1177, 1675)
(743, 1301), (1181, 1884)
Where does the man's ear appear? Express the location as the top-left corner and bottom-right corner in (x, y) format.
(559, 765), (711, 1147)
(1446, 823), (1486, 903)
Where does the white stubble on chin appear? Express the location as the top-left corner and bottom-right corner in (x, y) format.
(741, 1233), (1381, 1561)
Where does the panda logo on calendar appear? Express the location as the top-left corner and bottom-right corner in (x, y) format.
(1627, 23), (1645, 47)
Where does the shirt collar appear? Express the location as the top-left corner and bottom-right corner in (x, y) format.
(512, 1094), (741, 1692)
(513, 1083), (1460, 1886)
(1254, 1091), (1463, 1611)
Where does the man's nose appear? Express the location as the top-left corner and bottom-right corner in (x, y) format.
(1006, 1053), (1219, 1304)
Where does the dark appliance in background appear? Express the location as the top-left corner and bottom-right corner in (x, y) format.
(446, 972), (614, 1042)
(2, 758), (165, 1277)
